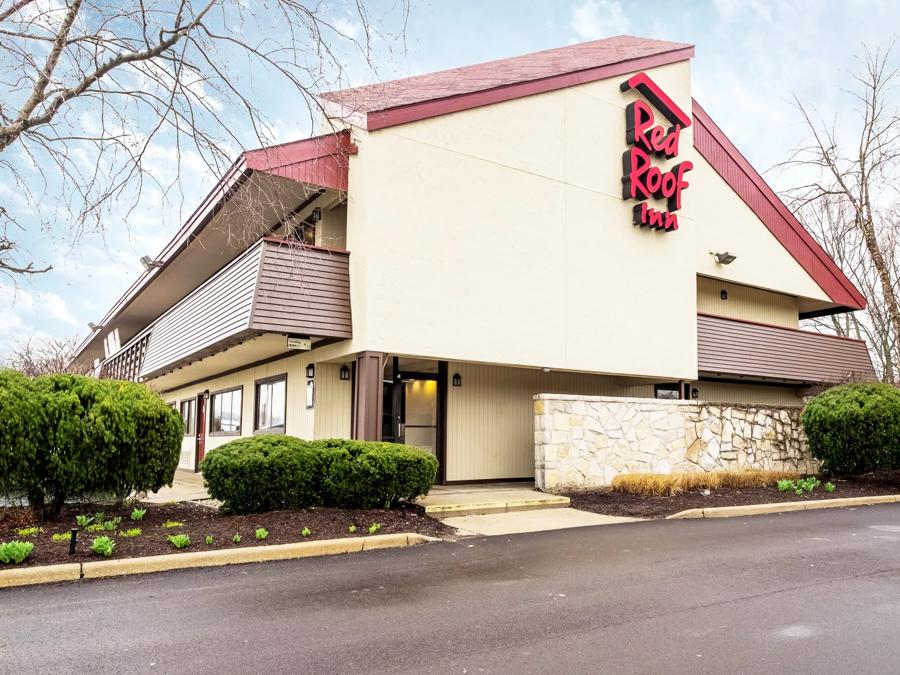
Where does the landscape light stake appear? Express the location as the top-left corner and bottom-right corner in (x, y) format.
(69, 528), (77, 555)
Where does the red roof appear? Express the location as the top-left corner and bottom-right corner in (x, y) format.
(321, 35), (694, 130)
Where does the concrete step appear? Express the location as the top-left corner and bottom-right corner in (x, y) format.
(421, 494), (570, 518)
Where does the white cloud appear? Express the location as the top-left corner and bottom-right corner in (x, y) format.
(712, 0), (775, 24)
(570, 0), (630, 41)
(0, 285), (78, 327)
(333, 17), (362, 41)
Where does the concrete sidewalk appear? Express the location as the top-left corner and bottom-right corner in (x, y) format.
(144, 470), (211, 504)
(442, 507), (640, 535)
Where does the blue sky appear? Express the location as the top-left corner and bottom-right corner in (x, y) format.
(1, 0), (898, 359)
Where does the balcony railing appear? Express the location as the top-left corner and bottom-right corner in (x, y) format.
(697, 313), (875, 384)
(99, 237), (351, 381)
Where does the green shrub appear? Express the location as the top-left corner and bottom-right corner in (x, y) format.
(255, 527), (268, 541)
(802, 382), (900, 476)
(90, 536), (115, 557)
(200, 436), (437, 514)
(0, 372), (183, 518)
(0, 541), (34, 564)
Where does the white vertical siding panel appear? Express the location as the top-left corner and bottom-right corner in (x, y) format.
(697, 276), (799, 328)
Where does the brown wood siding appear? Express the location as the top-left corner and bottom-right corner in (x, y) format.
(250, 239), (352, 338)
(141, 243), (264, 378)
(697, 313), (875, 383)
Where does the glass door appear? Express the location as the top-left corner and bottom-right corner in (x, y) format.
(401, 379), (438, 457)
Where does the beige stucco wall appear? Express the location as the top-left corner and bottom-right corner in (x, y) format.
(696, 276), (799, 328)
(156, 351), (352, 471)
(343, 59), (831, 382)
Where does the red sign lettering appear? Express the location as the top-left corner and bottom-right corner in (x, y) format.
(620, 72), (692, 233)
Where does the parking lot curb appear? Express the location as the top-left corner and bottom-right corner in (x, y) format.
(0, 533), (438, 589)
(666, 494), (900, 520)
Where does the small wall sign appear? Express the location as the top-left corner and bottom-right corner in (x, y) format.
(286, 336), (312, 350)
(620, 72), (693, 233)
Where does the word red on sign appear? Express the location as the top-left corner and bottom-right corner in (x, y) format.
(620, 72), (693, 232)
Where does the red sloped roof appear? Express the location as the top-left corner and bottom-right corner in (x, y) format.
(321, 35), (694, 130)
(691, 101), (867, 312)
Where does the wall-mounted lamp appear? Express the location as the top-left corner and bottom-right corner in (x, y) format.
(542, 367), (551, 373)
(306, 363), (315, 379)
(203, 389), (210, 400)
(691, 387), (699, 400)
(452, 373), (462, 387)
(720, 289), (728, 300)
(710, 251), (737, 265)
(340, 365), (350, 381)
(139, 255), (164, 272)
(310, 207), (322, 223)
(87, 322), (104, 331)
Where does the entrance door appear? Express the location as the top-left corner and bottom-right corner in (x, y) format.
(400, 379), (438, 456)
(194, 393), (207, 470)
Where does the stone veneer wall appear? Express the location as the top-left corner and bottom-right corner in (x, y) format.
(534, 394), (816, 492)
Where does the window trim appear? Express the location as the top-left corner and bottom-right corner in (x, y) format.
(254, 373), (288, 434)
(209, 385), (244, 437)
(179, 399), (196, 437)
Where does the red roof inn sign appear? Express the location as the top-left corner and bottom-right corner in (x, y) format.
(621, 72), (693, 232)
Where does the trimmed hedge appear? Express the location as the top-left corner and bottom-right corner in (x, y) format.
(199, 436), (438, 514)
(801, 381), (900, 476)
(0, 371), (182, 517)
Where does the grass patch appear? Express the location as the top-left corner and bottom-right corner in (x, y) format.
(611, 470), (805, 497)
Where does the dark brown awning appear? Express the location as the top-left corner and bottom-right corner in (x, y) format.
(697, 313), (875, 384)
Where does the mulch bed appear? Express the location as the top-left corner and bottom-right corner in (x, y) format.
(0, 501), (456, 568)
(564, 472), (900, 519)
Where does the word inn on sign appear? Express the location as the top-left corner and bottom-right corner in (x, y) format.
(620, 72), (693, 232)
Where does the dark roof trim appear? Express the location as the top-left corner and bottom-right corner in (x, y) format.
(691, 100), (866, 312)
(359, 46), (694, 131)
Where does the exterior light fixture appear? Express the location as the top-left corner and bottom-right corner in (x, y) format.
(340, 365), (350, 381)
(542, 367), (551, 373)
(452, 373), (462, 387)
(710, 251), (737, 265)
(139, 255), (164, 272)
(306, 364), (315, 379)
(691, 387), (699, 400)
(310, 207), (322, 223)
(720, 289), (728, 300)
(88, 322), (103, 331)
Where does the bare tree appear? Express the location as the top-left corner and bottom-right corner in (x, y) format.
(782, 45), (900, 382)
(6, 334), (90, 375)
(0, 0), (410, 277)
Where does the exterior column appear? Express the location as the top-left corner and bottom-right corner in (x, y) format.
(352, 351), (385, 441)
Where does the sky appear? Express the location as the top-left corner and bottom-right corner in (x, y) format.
(1, 0), (898, 361)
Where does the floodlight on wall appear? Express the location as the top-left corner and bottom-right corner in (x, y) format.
(140, 255), (164, 272)
(306, 364), (315, 379)
(542, 367), (551, 373)
(452, 373), (462, 387)
(340, 365), (350, 381)
(88, 322), (103, 331)
(710, 251), (737, 265)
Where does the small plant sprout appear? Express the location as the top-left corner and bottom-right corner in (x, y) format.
(119, 528), (142, 538)
(777, 479), (795, 493)
(90, 536), (115, 557)
(205, 535), (214, 545)
(75, 514), (94, 528)
(0, 541), (35, 564)
(348, 524), (357, 534)
(301, 527), (311, 537)
(368, 523), (381, 535)
(232, 534), (242, 544)
(824, 482), (836, 493)
(255, 528), (269, 541)
(51, 532), (73, 543)
(167, 534), (191, 549)
(16, 526), (43, 537)
(102, 520), (117, 531)
(86, 523), (105, 532)
(131, 508), (147, 521)
(162, 520), (184, 529)
(93, 512), (106, 523)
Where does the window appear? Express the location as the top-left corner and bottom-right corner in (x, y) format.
(255, 375), (287, 432)
(179, 399), (196, 436)
(210, 387), (242, 435)
(654, 383), (681, 400)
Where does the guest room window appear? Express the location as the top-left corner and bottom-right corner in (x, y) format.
(255, 375), (287, 432)
(211, 387), (242, 435)
(179, 399), (196, 436)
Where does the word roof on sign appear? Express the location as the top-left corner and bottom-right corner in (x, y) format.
(620, 72), (693, 233)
